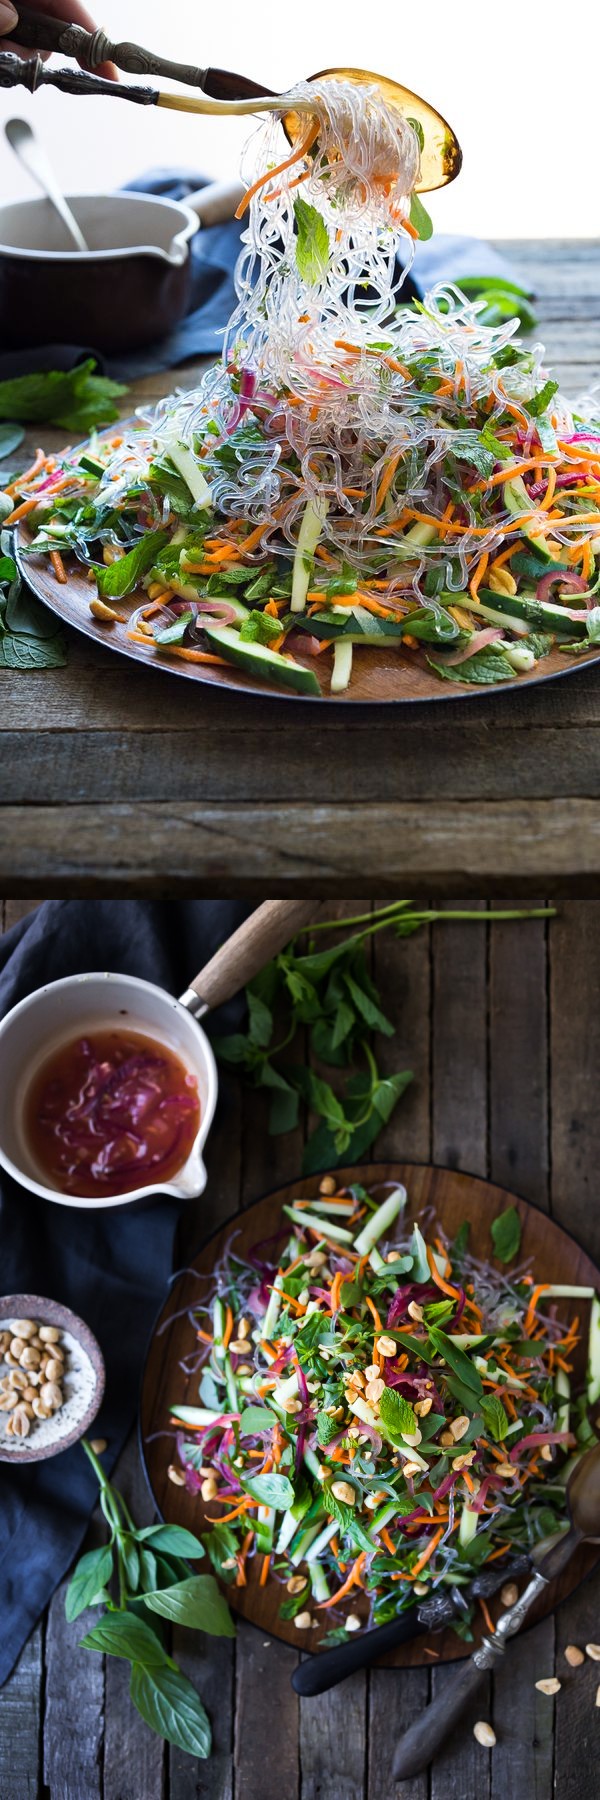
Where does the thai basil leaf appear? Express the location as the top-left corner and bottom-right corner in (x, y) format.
(80, 1611), (172, 1667)
(490, 1206), (522, 1264)
(142, 1574), (235, 1635)
(129, 1663), (211, 1759)
(242, 1472), (295, 1509)
(294, 197), (330, 285)
(65, 1544), (114, 1621)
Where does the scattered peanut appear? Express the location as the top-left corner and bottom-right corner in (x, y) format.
(450, 1415), (470, 1442)
(294, 1611), (313, 1629)
(364, 1364), (381, 1383)
(43, 1359), (64, 1384)
(331, 1481), (357, 1506)
(375, 1336), (397, 1358)
(402, 1461), (423, 1478)
(201, 1476), (218, 1501)
(500, 1583), (519, 1608)
(454, 1451), (476, 1471)
(168, 1465), (186, 1487)
(19, 1347), (41, 1370)
(237, 1318), (250, 1339)
(319, 1176), (337, 1195)
(13, 1320), (36, 1340)
(414, 1398), (433, 1418)
(535, 1678), (561, 1695)
(345, 1615), (362, 1632)
(488, 565), (517, 597)
(286, 1575), (307, 1595)
(7, 1404), (31, 1438)
(39, 1382), (63, 1410)
(9, 1339), (26, 1360)
(586, 1644), (600, 1661)
(440, 1431), (455, 1447)
(473, 1721), (496, 1748)
(407, 1301), (423, 1322)
(282, 1397), (302, 1414)
(494, 1462), (517, 1478)
(236, 1362), (254, 1376)
(540, 1444), (553, 1462)
(413, 1583), (429, 1597)
(31, 1399), (52, 1420)
(365, 1378), (385, 1404)
(39, 1326), (60, 1344)
(0, 1333), (10, 1355)
(564, 1645), (584, 1667)
(89, 1439), (107, 1455)
(596, 1685), (600, 1708)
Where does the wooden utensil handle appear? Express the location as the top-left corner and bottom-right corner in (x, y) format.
(187, 900), (322, 1013)
(392, 1654), (489, 1780)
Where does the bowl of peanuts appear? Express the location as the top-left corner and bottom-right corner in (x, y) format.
(0, 1294), (105, 1463)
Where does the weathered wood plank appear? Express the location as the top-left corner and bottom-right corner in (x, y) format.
(372, 904), (432, 1163)
(0, 1623), (42, 1799)
(44, 1581), (104, 1800)
(5, 722), (600, 805)
(300, 1672), (367, 1800)
(491, 1617), (555, 1800)
(103, 1437), (165, 1800)
(234, 1625), (299, 1800)
(170, 1631), (233, 1800)
(368, 1666), (429, 1800)
(489, 903), (549, 1207)
(554, 1565), (600, 1800)
(5, 799), (600, 896)
(549, 902), (600, 1261)
(432, 903), (488, 1177)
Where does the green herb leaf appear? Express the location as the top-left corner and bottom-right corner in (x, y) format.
(154, 610), (193, 647)
(137, 1523), (205, 1558)
(240, 1404), (278, 1434)
(317, 1410), (343, 1446)
(94, 529), (169, 599)
(0, 361), (126, 431)
(130, 1663), (211, 1759)
(1, 632), (67, 669)
(65, 1544), (114, 1622)
(243, 1472), (295, 1509)
(526, 380), (559, 418)
(240, 609), (283, 645)
(587, 607), (600, 645)
(247, 990), (273, 1048)
(142, 1574), (235, 1635)
(0, 423), (25, 459)
(294, 197), (330, 285)
(428, 1326), (483, 1397)
(343, 972), (394, 1036)
(378, 1387), (417, 1440)
(80, 1611), (171, 1667)
(481, 1395), (510, 1442)
(428, 648), (515, 685)
(490, 1205), (522, 1263)
(323, 1483), (358, 1531)
(409, 192), (433, 241)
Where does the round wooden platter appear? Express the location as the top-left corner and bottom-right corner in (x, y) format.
(140, 1161), (600, 1666)
(17, 529), (599, 707)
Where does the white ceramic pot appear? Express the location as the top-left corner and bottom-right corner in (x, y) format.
(0, 901), (321, 1210)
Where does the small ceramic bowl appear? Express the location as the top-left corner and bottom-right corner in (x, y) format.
(0, 190), (199, 353)
(0, 1294), (105, 1463)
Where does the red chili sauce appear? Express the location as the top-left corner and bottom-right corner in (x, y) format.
(25, 1029), (200, 1198)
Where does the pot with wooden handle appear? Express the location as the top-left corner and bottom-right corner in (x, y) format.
(0, 900), (321, 1211)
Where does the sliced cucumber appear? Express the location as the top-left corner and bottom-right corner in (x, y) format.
(504, 476), (555, 562)
(450, 588), (584, 638)
(203, 623), (320, 696)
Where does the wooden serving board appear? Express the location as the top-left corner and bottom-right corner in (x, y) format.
(140, 1162), (600, 1666)
(16, 503), (599, 706)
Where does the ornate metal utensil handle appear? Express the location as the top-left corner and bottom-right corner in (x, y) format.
(10, 6), (211, 88)
(0, 50), (157, 102)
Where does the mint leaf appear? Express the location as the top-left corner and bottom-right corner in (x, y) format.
(240, 610), (283, 644)
(378, 1387), (417, 1440)
(242, 1472), (295, 1509)
(317, 1410), (342, 1447)
(294, 197), (330, 285)
(0, 360), (126, 430)
(80, 1612), (171, 1667)
(526, 380), (559, 418)
(240, 1404), (278, 1434)
(428, 648), (515, 686)
(137, 1523), (205, 1558)
(409, 192), (433, 240)
(65, 1544), (114, 1622)
(0, 423), (25, 459)
(142, 1574), (235, 1636)
(490, 1205), (521, 1264)
(130, 1664), (211, 1759)
(343, 972), (394, 1036)
(481, 1395), (510, 1442)
(247, 989), (273, 1048)
(94, 529), (169, 598)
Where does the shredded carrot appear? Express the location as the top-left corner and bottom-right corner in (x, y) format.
(260, 1554), (271, 1586)
(2, 494), (41, 526)
(380, 1527), (397, 1557)
(195, 1328), (213, 1343)
(222, 1306), (234, 1351)
(316, 1552), (367, 1608)
(524, 1284), (550, 1335)
(50, 549), (67, 584)
(426, 1245), (461, 1301)
(410, 1526), (444, 1580)
(235, 120), (320, 218)
(5, 448), (47, 494)
(374, 450), (401, 515)
(469, 550), (489, 601)
(206, 1498), (259, 1523)
(479, 1596), (495, 1635)
(330, 1271), (344, 1315)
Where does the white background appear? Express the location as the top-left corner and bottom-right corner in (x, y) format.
(0, 0), (597, 236)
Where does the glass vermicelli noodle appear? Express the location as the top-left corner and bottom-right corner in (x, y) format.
(21, 77), (600, 695)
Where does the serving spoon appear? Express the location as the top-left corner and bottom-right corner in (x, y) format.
(1, 7), (462, 193)
(392, 1440), (600, 1780)
(4, 115), (88, 250)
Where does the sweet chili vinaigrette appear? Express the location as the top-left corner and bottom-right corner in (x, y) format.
(25, 1029), (200, 1198)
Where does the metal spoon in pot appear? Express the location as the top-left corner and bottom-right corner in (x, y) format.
(393, 1439), (600, 1780)
(4, 115), (88, 251)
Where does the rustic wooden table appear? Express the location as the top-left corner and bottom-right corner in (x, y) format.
(1, 896), (599, 1799)
(2, 241), (600, 899)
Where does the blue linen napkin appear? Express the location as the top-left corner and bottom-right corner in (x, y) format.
(0, 898), (248, 1687)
